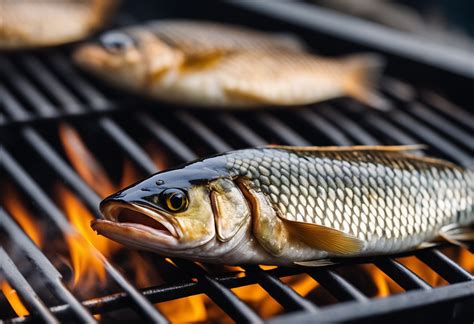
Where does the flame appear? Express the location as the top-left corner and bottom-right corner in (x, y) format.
(56, 185), (119, 289)
(54, 123), (474, 319)
(158, 295), (207, 322)
(2, 185), (43, 247)
(1, 281), (29, 317)
(119, 160), (141, 188)
(59, 123), (115, 197)
(456, 248), (474, 273)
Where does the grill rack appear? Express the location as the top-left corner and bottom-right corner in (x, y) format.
(1, 2), (473, 323)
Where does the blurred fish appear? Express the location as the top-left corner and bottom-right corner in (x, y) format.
(74, 20), (389, 109)
(93, 145), (473, 266)
(0, 0), (118, 49)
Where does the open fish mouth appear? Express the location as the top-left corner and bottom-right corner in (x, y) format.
(92, 201), (181, 244)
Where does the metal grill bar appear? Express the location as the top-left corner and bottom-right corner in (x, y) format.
(269, 280), (474, 324)
(308, 269), (368, 302)
(0, 208), (95, 322)
(257, 113), (311, 146)
(409, 103), (471, 147)
(218, 113), (267, 147)
(243, 266), (318, 313)
(0, 248), (59, 323)
(319, 107), (380, 145)
(373, 259), (432, 291)
(2, 150), (168, 322)
(137, 113), (198, 161)
(176, 111), (232, 152)
(1, 55), (265, 322)
(172, 260), (262, 323)
(389, 110), (472, 166)
(295, 110), (352, 146)
(422, 91), (473, 129)
(365, 114), (420, 146)
(47, 53), (157, 175)
(1, 4), (473, 321)
(416, 250), (474, 283)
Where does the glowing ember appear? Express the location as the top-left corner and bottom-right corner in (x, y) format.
(1, 281), (29, 317)
(2, 185), (43, 247)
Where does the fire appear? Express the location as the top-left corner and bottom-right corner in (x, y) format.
(56, 185), (120, 289)
(158, 295), (207, 322)
(1, 281), (29, 317)
(54, 123), (474, 320)
(59, 123), (115, 197)
(2, 185), (43, 247)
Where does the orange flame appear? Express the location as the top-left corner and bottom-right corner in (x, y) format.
(158, 295), (207, 322)
(2, 185), (43, 247)
(119, 160), (141, 188)
(59, 123), (115, 198)
(56, 185), (119, 289)
(1, 281), (29, 317)
(55, 124), (474, 319)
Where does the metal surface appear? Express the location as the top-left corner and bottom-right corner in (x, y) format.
(1, 1), (473, 323)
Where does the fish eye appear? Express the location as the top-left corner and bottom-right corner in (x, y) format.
(100, 32), (135, 53)
(162, 189), (188, 212)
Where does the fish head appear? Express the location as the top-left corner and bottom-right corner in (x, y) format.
(73, 29), (183, 91)
(92, 166), (251, 260)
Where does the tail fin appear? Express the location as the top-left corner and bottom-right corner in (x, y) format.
(343, 54), (392, 111)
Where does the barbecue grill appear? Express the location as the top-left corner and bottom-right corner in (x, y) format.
(1, 1), (473, 323)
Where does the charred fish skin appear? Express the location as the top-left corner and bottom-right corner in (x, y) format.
(95, 146), (473, 265)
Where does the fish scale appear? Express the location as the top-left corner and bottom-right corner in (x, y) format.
(226, 147), (473, 252)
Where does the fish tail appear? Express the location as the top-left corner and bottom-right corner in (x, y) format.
(343, 54), (392, 111)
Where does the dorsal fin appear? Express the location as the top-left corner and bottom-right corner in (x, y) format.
(265, 144), (427, 153)
(265, 145), (462, 169)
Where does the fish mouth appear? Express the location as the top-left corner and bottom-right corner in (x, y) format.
(92, 201), (181, 246)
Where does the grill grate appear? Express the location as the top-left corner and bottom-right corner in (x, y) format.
(1, 2), (473, 323)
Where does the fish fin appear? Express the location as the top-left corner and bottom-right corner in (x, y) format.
(281, 218), (365, 255)
(415, 242), (440, 250)
(265, 144), (427, 153)
(437, 224), (474, 248)
(342, 54), (392, 111)
(294, 259), (338, 267)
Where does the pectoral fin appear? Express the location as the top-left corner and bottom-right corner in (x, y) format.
(282, 219), (365, 255)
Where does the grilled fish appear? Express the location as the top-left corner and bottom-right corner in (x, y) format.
(93, 146), (473, 266)
(0, 0), (117, 49)
(74, 20), (388, 109)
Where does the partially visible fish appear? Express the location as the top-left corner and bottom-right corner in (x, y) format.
(0, 0), (118, 49)
(74, 20), (389, 109)
(92, 145), (473, 266)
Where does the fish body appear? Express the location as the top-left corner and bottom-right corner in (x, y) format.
(93, 146), (473, 266)
(0, 0), (117, 49)
(74, 20), (387, 109)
